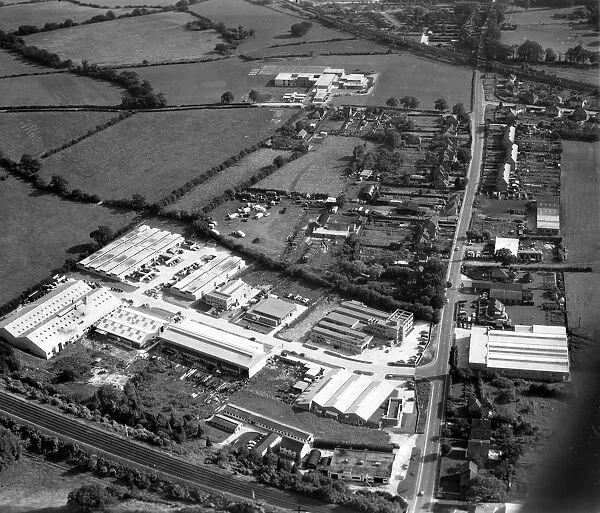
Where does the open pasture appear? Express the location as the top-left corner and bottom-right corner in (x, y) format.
(0, 73), (121, 106)
(0, 111), (117, 160)
(0, 2), (128, 32)
(126, 58), (267, 105)
(0, 48), (49, 77)
(166, 148), (292, 212)
(502, 7), (599, 53)
(255, 135), (362, 195)
(0, 176), (135, 305)
(24, 12), (222, 66)
(40, 108), (289, 202)
(251, 37), (386, 58)
(84, 0), (180, 6)
(190, 0), (347, 54)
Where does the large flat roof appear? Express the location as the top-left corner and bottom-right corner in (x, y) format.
(247, 297), (295, 320)
(495, 237), (519, 256)
(328, 448), (394, 479)
(173, 255), (244, 296)
(95, 307), (166, 345)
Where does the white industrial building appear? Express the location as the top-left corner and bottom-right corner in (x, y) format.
(204, 279), (252, 310)
(94, 307), (167, 349)
(295, 369), (396, 427)
(494, 237), (520, 257)
(170, 255), (245, 301)
(468, 325), (570, 381)
(78, 225), (184, 281)
(159, 318), (268, 377)
(0, 281), (120, 359)
(536, 195), (560, 234)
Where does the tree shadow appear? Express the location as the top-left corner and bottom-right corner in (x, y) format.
(66, 243), (96, 255)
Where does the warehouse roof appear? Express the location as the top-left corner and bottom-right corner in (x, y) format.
(322, 311), (360, 329)
(173, 255), (244, 296)
(495, 237), (519, 256)
(95, 307), (166, 346)
(247, 297), (295, 320)
(328, 448), (394, 479)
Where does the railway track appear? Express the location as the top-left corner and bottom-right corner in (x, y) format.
(0, 391), (338, 513)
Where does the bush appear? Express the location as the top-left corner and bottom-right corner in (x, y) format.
(67, 484), (116, 512)
(0, 426), (21, 471)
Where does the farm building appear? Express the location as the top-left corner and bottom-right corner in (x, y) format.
(244, 297), (296, 327)
(336, 301), (414, 343)
(468, 325), (570, 381)
(159, 318), (268, 377)
(536, 195), (560, 234)
(78, 225), (184, 281)
(94, 306), (167, 349)
(204, 279), (252, 310)
(0, 280), (120, 359)
(171, 255), (245, 301)
(323, 448), (395, 485)
(494, 237), (519, 257)
(295, 369), (396, 428)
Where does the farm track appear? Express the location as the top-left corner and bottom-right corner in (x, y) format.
(0, 390), (341, 513)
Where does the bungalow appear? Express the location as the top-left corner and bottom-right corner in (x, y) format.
(416, 218), (438, 243)
(459, 461), (478, 491)
(487, 299), (508, 320)
(467, 396), (493, 418)
(396, 200), (423, 216)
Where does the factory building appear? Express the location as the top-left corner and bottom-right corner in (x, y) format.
(311, 321), (373, 354)
(244, 297), (296, 327)
(159, 318), (268, 377)
(295, 369), (396, 428)
(204, 279), (252, 310)
(536, 195), (560, 235)
(78, 225), (184, 281)
(468, 325), (570, 381)
(0, 281), (120, 359)
(94, 307), (167, 349)
(324, 448), (395, 485)
(171, 255), (245, 301)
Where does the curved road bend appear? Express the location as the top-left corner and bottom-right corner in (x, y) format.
(0, 391), (344, 513)
(408, 71), (486, 513)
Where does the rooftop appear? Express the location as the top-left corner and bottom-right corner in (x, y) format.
(328, 448), (394, 479)
(95, 307), (166, 345)
(247, 297), (295, 320)
(495, 237), (519, 256)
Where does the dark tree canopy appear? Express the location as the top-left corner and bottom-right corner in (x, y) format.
(0, 427), (21, 472)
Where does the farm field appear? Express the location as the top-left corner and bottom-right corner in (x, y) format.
(0, 49), (51, 77)
(166, 148), (293, 212)
(531, 64), (600, 86)
(24, 12), (222, 66)
(256, 135), (365, 195)
(0, 176), (136, 305)
(250, 38), (387, 58)
(501, 7), (599, 53)
(190, 0), (347, 54)
(125, 58), (266, 105)
(0, 74), (121, 106)
(40, 108), (289, 202)
(0, 2), (129, 32)
(0, 111), (118, 160)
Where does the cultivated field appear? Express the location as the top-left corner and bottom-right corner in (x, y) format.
(0, 111), (117, 160)
(190, 0), (347, 54)
(0, 176), (135, 305)
(0, 2), (129, 31)
(252, 38), (386, 58)
(166, 148), (292, 212)
(86, 0), (180, 6)
(126, 58), (267, 105)
(40, 108), (289, 202)
(24, 12), (222, 66)
(0, 74), (121, 106)
(501, 7), (599, 53)
(256, 135), (364, 195)
(0, 49), (50, 77)
(531, 64), (600, 86)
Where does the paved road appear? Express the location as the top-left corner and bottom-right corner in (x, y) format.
(0, 391), (342, 513)
(407, 70), (485, 513)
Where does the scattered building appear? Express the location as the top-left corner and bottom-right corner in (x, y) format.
(468, 325), (570, 381)
(159, 318), (268, 377)
(0, 280), (120, 359)
(204, 279), (252, 310)
(78, 225), (184, 281)
(245, 297), (296, 327)
(95, 306), (167, 349)
(324, 448), (395, 485)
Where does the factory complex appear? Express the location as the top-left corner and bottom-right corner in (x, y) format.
(468, 325), (570, 381)
(0, 280), (120, 359)
(94, 307), (168, 349)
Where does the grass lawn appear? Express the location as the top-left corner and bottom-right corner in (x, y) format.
(39, 108), (288, 202)
(24, 12), (223, 66)
(0, 2), (129, 31)
(0, 49), (50, 77)
(166, 148), (293, 212)
(0, 111), (118, 160)
(256, 135), (361, 195)
(0, 74), (122, 106)
(229, 389), (390, 445)
(190, 0), (348, 55)
(0, 176), (136, 305)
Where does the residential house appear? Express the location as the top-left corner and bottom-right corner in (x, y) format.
(571, 106), (589, 122)
(545, 104), (561, 117)
(459, 461), (478, 491)
(519, 91), (538, 105)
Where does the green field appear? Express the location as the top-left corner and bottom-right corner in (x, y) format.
(191, 0), (347, 54)
(256, 135), (364, 195)
(501, 6), (599, 53)
(0, 176), (136, 305)
(24, 11), (222, 66)
(0, 49), (50, 77)
(166, 148), (292, 212)
(0, 111), (117, 160)
(127, 58), (268, 105)
(0, 2), (129, 31)
(40, 108), (289, 202)
(0, 74), (122, 106)
(255, 38), (387, 58)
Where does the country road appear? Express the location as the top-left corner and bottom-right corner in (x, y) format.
(407, 70), (485, 513)
(0, 390), (345, 513)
